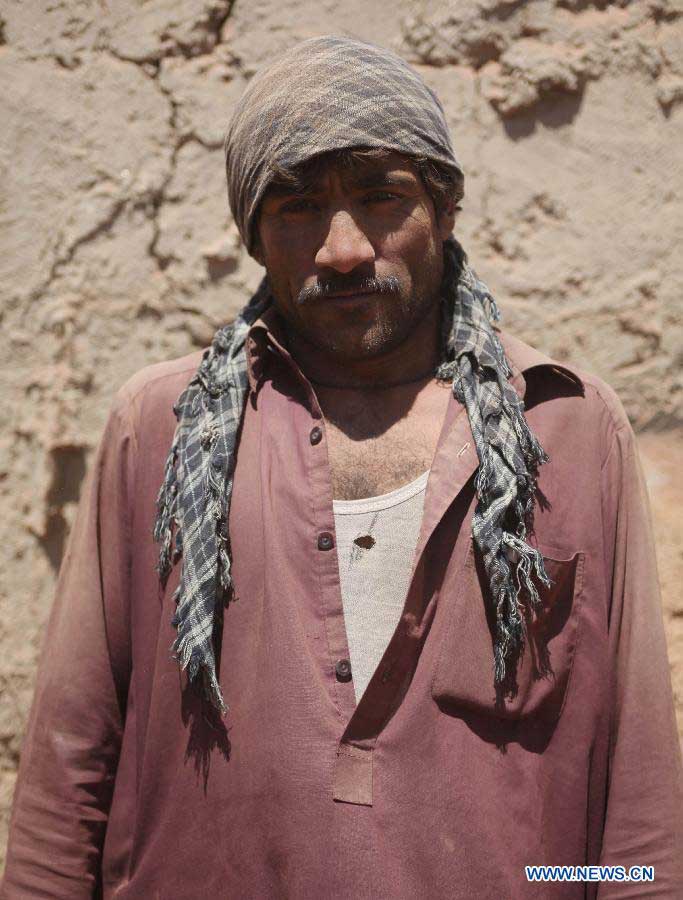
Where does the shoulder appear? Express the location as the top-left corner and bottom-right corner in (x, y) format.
(108, 349), (206, 440)
(498, 328), (635, 460)
(115, 350), (206, 406)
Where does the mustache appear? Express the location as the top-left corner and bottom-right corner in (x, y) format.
(295, 274), (401, 305)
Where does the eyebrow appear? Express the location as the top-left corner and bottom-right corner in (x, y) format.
(267, 179), (317, 198)
(267, 169), (418, 199)
(350, 171), (418, 190)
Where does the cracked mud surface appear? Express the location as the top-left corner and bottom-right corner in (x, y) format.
(1, 0), (682, 866)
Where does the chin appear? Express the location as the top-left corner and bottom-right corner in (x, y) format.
(318, 327), (409, 362)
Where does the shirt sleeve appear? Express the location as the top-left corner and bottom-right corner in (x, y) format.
(597, 414), (683, 896)
(1, 388), (136, 899)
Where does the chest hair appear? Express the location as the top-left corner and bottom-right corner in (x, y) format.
(321, 384), (450, 500)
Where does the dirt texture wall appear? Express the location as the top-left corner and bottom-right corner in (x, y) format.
(1, 0), (682, 869)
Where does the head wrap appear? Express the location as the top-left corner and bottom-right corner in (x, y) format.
(154, 35), (551, 715)
(224, 34), (464, 254)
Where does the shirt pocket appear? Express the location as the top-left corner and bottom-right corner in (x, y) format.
(431, 541), (586, 725)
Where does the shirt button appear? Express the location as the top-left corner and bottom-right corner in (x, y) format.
(335, 658), (352, 682)
(317, 532), (334, 551)
(309, 426), (323, 445)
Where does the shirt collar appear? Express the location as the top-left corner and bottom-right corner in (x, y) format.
(245, 303), (584, 398)
(496, 328), (585, 395)
(245, 303), (290, 394)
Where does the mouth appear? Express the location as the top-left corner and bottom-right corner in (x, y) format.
(297, 276), (400, 307)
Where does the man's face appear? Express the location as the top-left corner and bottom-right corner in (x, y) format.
(254, 151), (455, 362)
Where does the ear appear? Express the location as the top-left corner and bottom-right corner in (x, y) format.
(248, 215), (265, 265)
(437, 197), (457, 241)
(250, 232), (265, 266)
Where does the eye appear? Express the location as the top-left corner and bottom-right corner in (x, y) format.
(363, 191), (400, 204)
(280, 198), (318, 213)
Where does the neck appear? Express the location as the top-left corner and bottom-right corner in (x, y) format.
(282, 299), (443, 391)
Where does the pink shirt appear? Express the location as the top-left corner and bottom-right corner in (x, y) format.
(2, 307), (682, 898)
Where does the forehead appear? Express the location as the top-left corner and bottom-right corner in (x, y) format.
(265, 149), (420, 197)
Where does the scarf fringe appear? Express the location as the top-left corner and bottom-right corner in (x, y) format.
(171, 615), (228, 715)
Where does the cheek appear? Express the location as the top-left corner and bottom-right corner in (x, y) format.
(375, 220), (440, 284)
(262, 231), (318, 287)
(376, 205), (438, 256)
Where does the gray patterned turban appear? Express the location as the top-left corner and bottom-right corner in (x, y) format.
(154, 35), (551, 715)
(224, 34), (464, 255)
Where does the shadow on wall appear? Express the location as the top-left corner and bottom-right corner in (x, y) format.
(501, 90), (585, 140)
(42, 445), (88, 571)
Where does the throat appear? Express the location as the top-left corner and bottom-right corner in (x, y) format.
(312, 372), (451, 500)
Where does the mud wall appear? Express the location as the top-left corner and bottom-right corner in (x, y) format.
(1, 0), (682, 866)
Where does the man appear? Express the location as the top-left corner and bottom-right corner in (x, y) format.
(2, 34), (682, 899)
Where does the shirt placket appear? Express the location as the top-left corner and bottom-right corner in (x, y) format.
(330, 406), (483, 806)
(248, 324), (360, 722)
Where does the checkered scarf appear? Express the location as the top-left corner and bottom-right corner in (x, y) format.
(153, 36), (551, 714)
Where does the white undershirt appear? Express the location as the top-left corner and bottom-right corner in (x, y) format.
(332, 469), (430, 704)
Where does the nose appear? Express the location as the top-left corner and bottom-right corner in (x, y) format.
(315, 210), (375, 273)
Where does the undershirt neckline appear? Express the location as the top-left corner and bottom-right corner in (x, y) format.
(332, 469), (430, 515)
